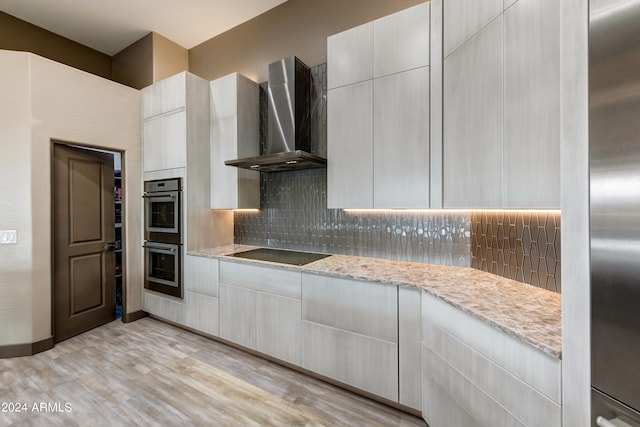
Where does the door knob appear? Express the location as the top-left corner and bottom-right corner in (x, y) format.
(104, 242), (117, 251)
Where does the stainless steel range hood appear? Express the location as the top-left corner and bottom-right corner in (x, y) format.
(225, 56), (326, 172)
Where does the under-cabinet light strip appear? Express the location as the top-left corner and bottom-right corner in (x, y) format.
(343, 209), (562, 214)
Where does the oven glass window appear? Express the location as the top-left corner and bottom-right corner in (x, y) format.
(149, 252), (176, 282)
(149, 201), (176, 229)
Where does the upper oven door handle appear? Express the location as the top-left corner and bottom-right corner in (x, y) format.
(143, 191), (178, 198)
(143, 244), (178, 252)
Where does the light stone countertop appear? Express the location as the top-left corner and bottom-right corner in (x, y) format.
(188, 245), (562, 359)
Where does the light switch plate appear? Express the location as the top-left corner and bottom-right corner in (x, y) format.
(0, 230), (17, 244)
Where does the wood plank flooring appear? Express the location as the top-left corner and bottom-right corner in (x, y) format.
(0, 318), (427, 426)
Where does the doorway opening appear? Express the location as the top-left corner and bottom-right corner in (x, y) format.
(52, 142), (126, 343)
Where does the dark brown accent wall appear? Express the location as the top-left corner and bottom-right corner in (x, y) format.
(112, 33), (154, 89)
(0, 11), (111, 79)
(189, 0), (427, 82)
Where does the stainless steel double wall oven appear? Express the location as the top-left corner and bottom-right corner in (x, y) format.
(143, 178), (183, 298)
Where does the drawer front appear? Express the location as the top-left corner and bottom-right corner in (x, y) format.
(220, 261), (301, 299)
(143, 291), (185, 324)
(302, 320), (398, 402)
(423, 345), (526, 427)
(422, 369), (482, 427)
(302, 273), (397, 343)
(421, 291), (561, 403)
(184, 255), (219, 297)
(185, 291), (219, 337)
(423, 320), (562, 427)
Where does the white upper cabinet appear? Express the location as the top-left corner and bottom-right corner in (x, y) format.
(503, 0), (560, 208)
(440, 0), (560, 209)
(327, 22), (373, 89)
(374, 67), (430, 208)
(374, 2), (430, 77)
(209, 73), (260, 209)
(141, 72), (208, 174)
(142, 72), (186, 119)
(443, 0), (502, 58)
(327, 2), (431, 209)
(443, 17), (504, 208)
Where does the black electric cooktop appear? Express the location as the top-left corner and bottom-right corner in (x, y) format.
(228, 248), (330, 266)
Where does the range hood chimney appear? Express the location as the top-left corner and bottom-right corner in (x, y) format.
(225, 56), (326, 172)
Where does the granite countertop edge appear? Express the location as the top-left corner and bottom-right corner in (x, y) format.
(187, 245), (562, 360)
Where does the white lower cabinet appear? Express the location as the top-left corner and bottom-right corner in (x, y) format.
(143, 291), (185, 325)
(218, 261), (302, 365)
(421, 291), (562, 427)
(185, 291), (219, 337)
(398, 287), (422, 411)
(219, 283), (257, 350)
(256, 293), (301, 366)
(301, 273), (398, 402)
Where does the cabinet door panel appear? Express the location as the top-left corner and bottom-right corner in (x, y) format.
(143, 117), (164, 172)
(162, 111), (187, 170)
(301, 273), (397, 343)
(374, 67), (430, 208)
(443, 17), (504, 208)
(327, 22), (373, 89)
(399, 287), (422, 411)
(504, 0), (560, 208)
(209, 73), (238, 119)
(161, 72), (186, 113)
(257, 293), (301, 366)
(374, 2), (430, 77)
(443, 0), (503, 58)
(142, 84), (163, 119)
(210, 116), (239, 209)
(302, 321), (398, 401)
(327, 81), (374, 208)
(219, 284), (256, 349)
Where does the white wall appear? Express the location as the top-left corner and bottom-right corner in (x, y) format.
(0, 50), (142, 346)
(0, 51), (35, 345)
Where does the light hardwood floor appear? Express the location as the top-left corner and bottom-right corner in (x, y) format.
(0, 317), (427, 427)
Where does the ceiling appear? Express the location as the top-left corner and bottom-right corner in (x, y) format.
(0, 0), (289, 56)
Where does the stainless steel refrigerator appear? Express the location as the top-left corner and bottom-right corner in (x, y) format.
(590, 0), (640, 425)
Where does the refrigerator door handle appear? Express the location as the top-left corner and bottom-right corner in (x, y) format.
(597, 416), (639, 427)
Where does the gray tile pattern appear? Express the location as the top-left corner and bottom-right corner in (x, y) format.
(234, 168), (470, 266)
(471, 212), (561, 292)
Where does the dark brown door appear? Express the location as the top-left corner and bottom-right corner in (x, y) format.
(53, 144), (116, 343)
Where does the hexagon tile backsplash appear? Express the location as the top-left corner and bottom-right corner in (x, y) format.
(470, 212), (561, 292)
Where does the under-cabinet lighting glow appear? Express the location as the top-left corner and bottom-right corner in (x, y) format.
(343, 209), (561, 214)
(233, 209), (260, 213)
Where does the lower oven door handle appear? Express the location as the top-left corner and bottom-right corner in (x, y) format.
(143, 191), (178, 198)
(143, 244), (177, 252)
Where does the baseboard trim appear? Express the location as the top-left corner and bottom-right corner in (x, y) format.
(122, 310), (148, 323)
(0, 337), (54, 359)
